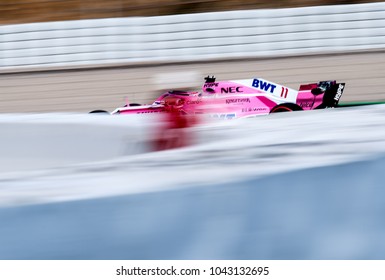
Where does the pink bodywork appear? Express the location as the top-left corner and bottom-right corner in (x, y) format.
(111, 78), (336, 118)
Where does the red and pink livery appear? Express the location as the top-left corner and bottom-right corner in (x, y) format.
(92, 76), (345, 119)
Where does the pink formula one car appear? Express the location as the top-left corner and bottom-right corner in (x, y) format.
(91, 76), (345, 119)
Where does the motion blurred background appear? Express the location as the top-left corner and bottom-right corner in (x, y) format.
(0, 0), (378, 24)
(1, 0), (385, 113)
(1, 0), (385, 260)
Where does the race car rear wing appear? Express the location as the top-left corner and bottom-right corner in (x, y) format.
(310, 81), (346, 108)
(320, 82), (346, 108)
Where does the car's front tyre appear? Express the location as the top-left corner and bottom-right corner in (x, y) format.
(89, 110), (110, 114)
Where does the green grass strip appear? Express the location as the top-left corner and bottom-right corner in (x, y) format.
(338, 101), (385, 107)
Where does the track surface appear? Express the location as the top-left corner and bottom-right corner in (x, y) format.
(1, 51), (385, 113)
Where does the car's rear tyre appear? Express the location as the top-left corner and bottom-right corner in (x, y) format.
(89, 110), (109, 114)
(270, 103), (302, 113)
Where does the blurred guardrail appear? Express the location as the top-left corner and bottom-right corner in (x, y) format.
(1, 2), (385, 72)
(2, 106), (385, 259)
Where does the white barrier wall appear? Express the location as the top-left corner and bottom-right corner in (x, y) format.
(0, 114), (154, 173)
(1, 105), (385, 259)
(1, 2), (385, 71)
